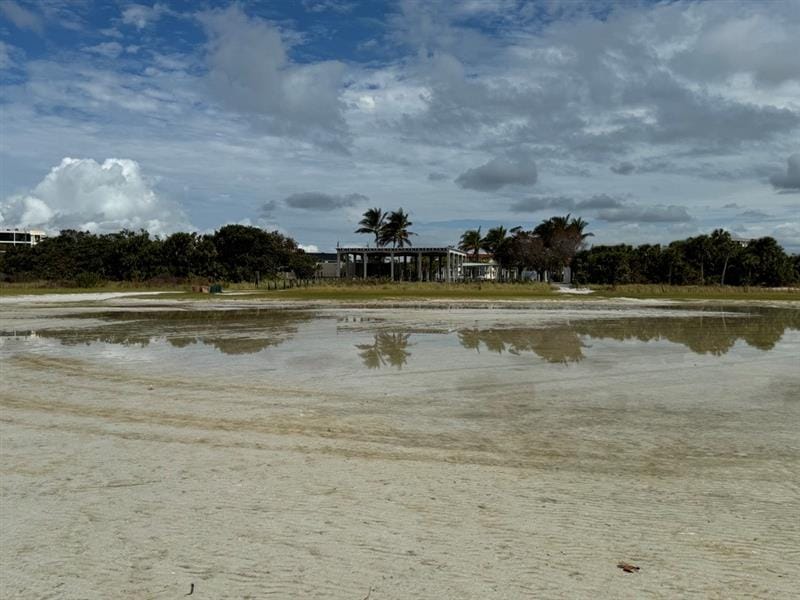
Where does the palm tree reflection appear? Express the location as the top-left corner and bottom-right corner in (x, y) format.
(356, 332), (412, 369)
(458, 328), (585, 364)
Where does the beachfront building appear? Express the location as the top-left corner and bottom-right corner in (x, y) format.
(0, 229), (46, 253)
(462, 260), (500, 281)
(336, 246), (467, 281)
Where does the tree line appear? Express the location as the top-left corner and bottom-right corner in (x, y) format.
(0, 225), (317, 285)
(459, 216), (798, 286)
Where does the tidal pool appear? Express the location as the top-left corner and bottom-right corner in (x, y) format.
(1, 301), (798, 598)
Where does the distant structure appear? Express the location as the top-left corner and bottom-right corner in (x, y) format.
(730, 234), (752, 247)
(0, 229), (46, 253)
(336, 245), (467, 282)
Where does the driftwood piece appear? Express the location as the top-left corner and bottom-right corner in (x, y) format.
(617, 562), (640, 573)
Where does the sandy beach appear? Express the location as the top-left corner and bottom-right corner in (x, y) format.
(1, 297), (799, 598)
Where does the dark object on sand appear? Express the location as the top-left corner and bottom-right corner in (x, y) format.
(617, 562), (640, 573)
(186, 582), (194, 595)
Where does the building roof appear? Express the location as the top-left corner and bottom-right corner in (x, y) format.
(337, 246), (466, 255)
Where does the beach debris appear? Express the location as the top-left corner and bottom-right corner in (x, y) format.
(362, 587), (372, 600)
(186, 582), (194, 595)
(617, 562), (640, 573)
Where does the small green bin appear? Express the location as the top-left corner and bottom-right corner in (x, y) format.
(209, 284), (223, 294)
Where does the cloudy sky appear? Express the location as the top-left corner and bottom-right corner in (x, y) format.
(1, 0), (798, 252)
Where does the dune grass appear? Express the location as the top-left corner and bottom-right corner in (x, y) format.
(3, 280), (798, 302)
(588, 284), (800, 302)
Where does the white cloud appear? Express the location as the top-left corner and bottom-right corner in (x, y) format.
(84, 42), (124, 59)
(198, 5), (349, 148)
(298, 243), (320, 253)
(121, 3), (169, 30)
(0, 158), (190, 235)
(0, 40), (12, 69)
(0, 0), (43, 34)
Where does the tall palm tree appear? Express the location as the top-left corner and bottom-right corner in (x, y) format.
(380, 208), (415, 280)
(481, 226), (508, 255)
(567, 217), (593, 241)
(355, 207), (386, 246)
(459, 227), (482, 260)
(380, 208), (415, 248)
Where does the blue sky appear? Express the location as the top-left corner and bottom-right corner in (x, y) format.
(1, 0), (798, 252)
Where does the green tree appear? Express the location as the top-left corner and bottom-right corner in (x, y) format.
(459, 227), (482, 260)
(355, 207), (386, 246)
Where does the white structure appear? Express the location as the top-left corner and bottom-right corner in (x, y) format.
(462, 260), (500, 281)
(0, 229), (46, 252)
(336, 246), (467, 282)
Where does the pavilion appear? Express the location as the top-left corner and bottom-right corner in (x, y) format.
(336, 246), (467, 281)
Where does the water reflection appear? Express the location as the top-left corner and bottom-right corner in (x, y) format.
(458, 327), (585, 364)
(458, 308), (800, 363)
(21, 309), (315, 356)
(356, 333), (412, 369)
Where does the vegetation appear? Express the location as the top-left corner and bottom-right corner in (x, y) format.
(354, 207), (416, 248)
(0, 225), (317, 285)
(572, 230), (797, 287)
(461, 217), (797, 287)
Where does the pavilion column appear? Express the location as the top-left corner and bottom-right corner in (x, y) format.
(363, 252), (368, 278)
(417, 253), (422, 281)
(336, 251), (341, 278)
(390, 252), (395, 281)
(446, 251), (451, 283)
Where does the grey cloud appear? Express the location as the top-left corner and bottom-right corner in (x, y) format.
(455, 153), (538, 192)
(427, 172), (448, 181)
(199, 5), (349, 149)
(723, 202), (741, 209)
(510, 196), (574, 212)
(769, 154), (800, 191)
(610, 162), (635, 175)
(283, 192), (367, 211)
(510, 193), (625, 213)
(575, 194), (625, 210)
(597, 205), (692, 223)
(739, 210), (771, 219)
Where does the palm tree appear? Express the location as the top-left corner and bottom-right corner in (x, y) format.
(355, 207), (386, 246)
(566, 217), (593, 241)
(481, 226), (508, 255)
(380, 208), (415, 280)
(380, 209), (415, 248)
(459, 227), (482, 260)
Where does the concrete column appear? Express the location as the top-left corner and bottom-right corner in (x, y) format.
(417, 253), (422, 281)
(363, 252), (368, 278)
(336, 251), (341, 278)
(446, 251), (451, 283)
(390, 252), (395, 281)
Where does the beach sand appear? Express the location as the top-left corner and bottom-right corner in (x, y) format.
(1, 299), (798, 598)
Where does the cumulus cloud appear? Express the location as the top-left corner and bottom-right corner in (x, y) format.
(0, 0), (42, 34)
(610, 162), (635, 175)
(455, 152), (538, 192)
(198, 5), (348, 148)
(769, 154), (800, 191)
(576, 195), (625, 210)
(596, 205), (692, 223)
(0, 158), (190, 235)
(298, 243), (320, 253)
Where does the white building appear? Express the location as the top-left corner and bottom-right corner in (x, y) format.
(0, 229), (47, 252)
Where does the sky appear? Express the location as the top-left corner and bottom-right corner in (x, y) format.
(1, 0), (798, 253)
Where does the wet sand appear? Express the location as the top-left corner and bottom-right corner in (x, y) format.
(1, 299), (799, 598)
